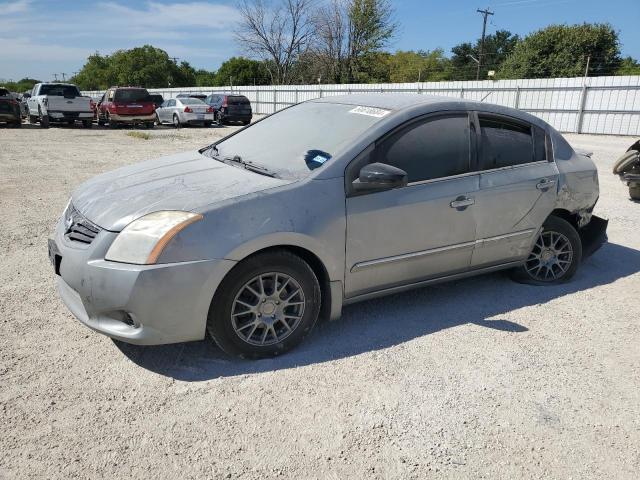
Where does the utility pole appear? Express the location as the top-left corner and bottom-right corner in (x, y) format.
(53, 73), (59, 81)
(583, 54), (591, 81)
(476, 8), (494, 80)
(61, 73), (67, 81)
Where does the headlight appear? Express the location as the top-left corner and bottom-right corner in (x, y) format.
(105, 211), (203, 265)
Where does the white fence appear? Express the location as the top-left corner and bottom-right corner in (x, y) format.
(84, 75), (640, 136)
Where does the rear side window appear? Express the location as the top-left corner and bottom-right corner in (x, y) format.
(114, 89), (150, 102)
(479, 117), (536, 169)
(375, 115), (471, 183)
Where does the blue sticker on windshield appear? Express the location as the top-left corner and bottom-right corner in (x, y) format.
(304, 150), (332, 170)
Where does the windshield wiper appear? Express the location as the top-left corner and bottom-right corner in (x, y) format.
(223, 155), (279, 178)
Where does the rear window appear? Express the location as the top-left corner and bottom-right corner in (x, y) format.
(114, 89), (150, 102)
(39, 85), (81, 97)
(180, 98), (205, 105)
(227, 96), (250, 105)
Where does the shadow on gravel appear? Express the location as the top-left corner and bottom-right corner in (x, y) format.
(115, 242), (640, 381)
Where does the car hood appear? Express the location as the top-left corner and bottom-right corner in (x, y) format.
(72, 150), (291, 231)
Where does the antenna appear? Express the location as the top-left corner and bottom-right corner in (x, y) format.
(476, 8), (494, 80)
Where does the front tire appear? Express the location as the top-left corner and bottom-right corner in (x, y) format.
(82, 120), (92, 128)
(511, 216), (582, 285)
(173, 114), (181, 128)
(207, 251), (321, 359)
(630, 184), (640, 200)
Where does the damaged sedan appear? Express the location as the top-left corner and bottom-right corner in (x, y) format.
(49, 94), (608, 358)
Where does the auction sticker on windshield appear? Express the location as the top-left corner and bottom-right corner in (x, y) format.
(349, 106), (391, 118)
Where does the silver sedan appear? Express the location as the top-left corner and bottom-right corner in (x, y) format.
(49, 94), (607, 358)
(155, 97), (214, 127)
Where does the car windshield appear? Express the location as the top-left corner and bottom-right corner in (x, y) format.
(114, 89), (150, 102)
(180, 98), (205, 105)
(212, 102), (387, 179)
(39, 85), (80, 97)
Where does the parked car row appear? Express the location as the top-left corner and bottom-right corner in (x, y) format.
(1, 82), (253, 129)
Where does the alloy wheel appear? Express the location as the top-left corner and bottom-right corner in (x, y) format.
(231, 272), (305, 346)
(525, 230), (573, 281)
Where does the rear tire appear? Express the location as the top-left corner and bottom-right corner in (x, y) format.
(82, 120), (92, 128)
(510, 216), (582, 285)
(613, 150), (639, 174)
(242, 120), (250, 126)
(40, 112), (49, 129)
(630, 184), (640, 200)
(206, 250), (321, 359)
(13, 120), (22, 128)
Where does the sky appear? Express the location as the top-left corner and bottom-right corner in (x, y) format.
(0, 0), (639, 82)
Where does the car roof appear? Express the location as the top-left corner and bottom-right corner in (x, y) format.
(311, 92), (547, 128)
(311, 93), (475, 111)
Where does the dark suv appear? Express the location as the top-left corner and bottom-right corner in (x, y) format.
(0, 87), (21, 128)
(204, 94), (252, 125)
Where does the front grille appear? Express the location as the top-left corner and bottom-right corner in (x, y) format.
(64, 205), (101, 245)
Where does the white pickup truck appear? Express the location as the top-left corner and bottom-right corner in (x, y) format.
(26, 83), (94, 128)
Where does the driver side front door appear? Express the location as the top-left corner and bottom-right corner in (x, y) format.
(344, 113), (479, 298)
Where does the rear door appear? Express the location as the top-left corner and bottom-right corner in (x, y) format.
(345, 113), (479, 298)
(470, 113), (558, 268)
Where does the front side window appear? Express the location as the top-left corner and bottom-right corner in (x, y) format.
(479, 117), (535, 170)
(374, 115), (471, 183)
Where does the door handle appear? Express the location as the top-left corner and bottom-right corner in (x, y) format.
(450, 196), (475, 209)
(536, 179), (556, 191)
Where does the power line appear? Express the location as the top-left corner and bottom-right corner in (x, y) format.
(476, 8), (495, 80)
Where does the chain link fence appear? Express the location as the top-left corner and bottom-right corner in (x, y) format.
(84, 75), (640, 135)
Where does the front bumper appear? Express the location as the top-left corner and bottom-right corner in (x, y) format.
(51, 217), (236, 345)
(110, 113), (156, 123)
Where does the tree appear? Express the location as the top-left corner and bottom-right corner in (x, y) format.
(346, 0), (396, 82)
(1, 77), (41, 93)
(617, 57), (640, 75)
(304, 0), (396, 83)
(387, 49), (450, 83)
(213, 57), (270, 86)
(71, 45), (211, 90)
(236, 0), (316, 84)
(450, 30), (519, 80)
(194, 69), (218, 87)
(499, 23), (621, 79)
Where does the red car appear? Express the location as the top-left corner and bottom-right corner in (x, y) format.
(97, 87), (155, 128)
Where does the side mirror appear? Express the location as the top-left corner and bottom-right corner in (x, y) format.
(352, 162), (408, 193)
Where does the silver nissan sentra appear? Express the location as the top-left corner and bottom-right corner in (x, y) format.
(49, 94), (607, 358)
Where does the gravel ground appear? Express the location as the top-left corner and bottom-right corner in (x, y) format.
(0, 124), (639, 479)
